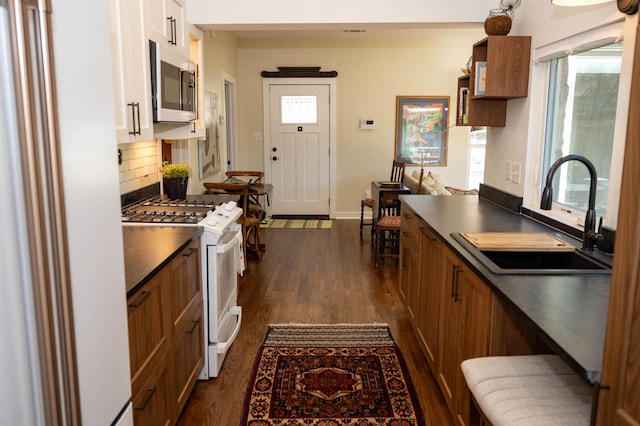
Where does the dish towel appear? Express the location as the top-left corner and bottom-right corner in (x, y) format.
(235, 230), (245, 276)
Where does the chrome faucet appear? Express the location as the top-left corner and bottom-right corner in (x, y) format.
(540, 154), (603, 250)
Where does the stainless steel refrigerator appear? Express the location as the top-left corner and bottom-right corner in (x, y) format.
(1, 0), (132, 424)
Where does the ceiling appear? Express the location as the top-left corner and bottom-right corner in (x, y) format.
(186, 0), (507, 39)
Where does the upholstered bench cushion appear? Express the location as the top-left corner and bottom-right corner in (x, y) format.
(461, 355), (592, 426)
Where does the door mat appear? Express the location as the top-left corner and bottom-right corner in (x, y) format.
(241, 324), (425, 425)
(260, 218), (332, 229)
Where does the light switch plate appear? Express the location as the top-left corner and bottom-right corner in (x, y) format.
(511, 162), (521, 184)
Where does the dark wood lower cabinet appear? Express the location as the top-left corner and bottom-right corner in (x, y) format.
(400, 209), (542, 426)
(132, 352), (171, 426)
(128, 238), (203, 425)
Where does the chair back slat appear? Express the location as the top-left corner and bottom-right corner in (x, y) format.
(390, 161), (405, 184)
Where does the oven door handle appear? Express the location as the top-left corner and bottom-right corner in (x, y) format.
(216, 306), (242, 354)
(214, 231), (241, 254)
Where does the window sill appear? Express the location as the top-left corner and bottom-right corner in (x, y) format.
(520, 205), (616, 254)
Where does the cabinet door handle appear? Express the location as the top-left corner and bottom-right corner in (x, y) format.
(135, 387), (156, 411)
(166, 17), (176, 45)
(172, 18), (177, 45)
(182, 247), (196, 257)
(127, 102), (140, 135)
(186, 320), (199, 334)
(166, 17), (177, 45)
(191, 122), (196, 133)
(454, 267), (463, 302)
(450, 265), (457, 298)
(128, 290), (150, 308)
(402, 247), (408, 270)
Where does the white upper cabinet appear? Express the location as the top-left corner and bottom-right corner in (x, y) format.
(146, 0), (188, 56)
(110, 0), (154, 143)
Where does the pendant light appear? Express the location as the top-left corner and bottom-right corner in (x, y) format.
(551, 0), (612, 5)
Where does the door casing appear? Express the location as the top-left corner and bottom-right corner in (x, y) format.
(262, 77), (337, 218)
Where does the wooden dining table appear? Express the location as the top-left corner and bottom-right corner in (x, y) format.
(371, 180), (411, 228)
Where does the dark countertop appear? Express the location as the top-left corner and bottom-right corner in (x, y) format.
(122, 225), (202, 297)
(399, 194), (611, 383)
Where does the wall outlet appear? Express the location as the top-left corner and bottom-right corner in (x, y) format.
(252, 131), (262, 141)
(506, 160), (512, 181)
(511, 162), (521, 184)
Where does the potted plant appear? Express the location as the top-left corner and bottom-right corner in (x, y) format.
(159, 162), (191, 200)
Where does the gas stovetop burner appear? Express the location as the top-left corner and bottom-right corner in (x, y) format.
(140, 196), (217, 209)
(121, 196), (218, 225)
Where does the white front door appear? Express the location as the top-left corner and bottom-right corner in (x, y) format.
(267, 84), (330, 216)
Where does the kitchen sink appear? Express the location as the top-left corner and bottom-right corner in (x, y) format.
(450, 233), (612, 275)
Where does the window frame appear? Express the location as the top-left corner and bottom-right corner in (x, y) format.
(524, 19), (633, 231)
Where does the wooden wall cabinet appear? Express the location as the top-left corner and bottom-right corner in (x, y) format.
(127, 238), (203, 426)
(456, 36), (532, 127)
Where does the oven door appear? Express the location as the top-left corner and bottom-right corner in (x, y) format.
(206, 228), (241, 344)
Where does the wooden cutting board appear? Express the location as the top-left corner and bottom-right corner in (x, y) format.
(459, 232), (576, 252)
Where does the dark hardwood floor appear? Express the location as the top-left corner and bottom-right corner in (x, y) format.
(177, 219), (453, 425)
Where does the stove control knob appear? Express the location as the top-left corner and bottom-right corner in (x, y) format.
(207, 216), (220, 226)
(225, 201), (237, 211)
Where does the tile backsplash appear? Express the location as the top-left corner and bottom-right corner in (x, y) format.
(118, 141), (159, 195)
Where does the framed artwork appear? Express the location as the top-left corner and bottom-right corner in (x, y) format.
(394, 96), (450, 167)
(475, 61), (487, 95)
(198, 90), (221, 179)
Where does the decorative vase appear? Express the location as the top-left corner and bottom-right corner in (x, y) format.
(163, 177), (188, 200)
(484, 9), (512, 36)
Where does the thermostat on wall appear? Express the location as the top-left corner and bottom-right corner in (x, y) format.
(359, 118), (375, 130)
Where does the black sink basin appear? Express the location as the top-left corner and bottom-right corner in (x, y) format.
(450, 233), (612, 275)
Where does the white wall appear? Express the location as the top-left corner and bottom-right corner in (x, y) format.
(235, 28), (484, 217)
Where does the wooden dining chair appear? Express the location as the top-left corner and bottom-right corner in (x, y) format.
(374, 190), (402, 268)
(203, 182), (262, 264)
(360, 160), (406, 237)
(225, 171), (265, 219)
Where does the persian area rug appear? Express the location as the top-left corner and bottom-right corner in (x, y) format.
(260, 218), (332, 229)
(241, 324), (425, 425)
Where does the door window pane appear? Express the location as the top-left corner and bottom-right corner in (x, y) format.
(543, 42), (622, 218)
(281, 95), (317, 124)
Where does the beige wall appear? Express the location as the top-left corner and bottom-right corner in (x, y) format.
(234, 28), (485, 217)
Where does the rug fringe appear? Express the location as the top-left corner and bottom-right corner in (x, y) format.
(267, 322), (390, 327)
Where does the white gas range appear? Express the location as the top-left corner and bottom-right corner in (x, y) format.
(121, 195), (243, 378)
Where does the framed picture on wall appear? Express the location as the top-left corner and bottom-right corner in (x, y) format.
(198, 90), (221, 179)
(394, 96), (450, 167)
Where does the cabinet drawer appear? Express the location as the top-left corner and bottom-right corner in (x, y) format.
(127, 272), (167, 382)
(169, 239), (201, 322)
(132, 351), (172, 426)
(401, 211), (421, 245)
(174, 298), (204, 414)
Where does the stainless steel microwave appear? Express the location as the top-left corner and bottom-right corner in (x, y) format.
(149, 40), (197, 123)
